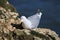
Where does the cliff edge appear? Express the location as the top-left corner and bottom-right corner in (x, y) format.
(0, 0), (60, 40)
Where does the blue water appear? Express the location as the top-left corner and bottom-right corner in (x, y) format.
(9, 0), (60, 36)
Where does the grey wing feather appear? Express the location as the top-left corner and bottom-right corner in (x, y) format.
(28, 13), (42, 28)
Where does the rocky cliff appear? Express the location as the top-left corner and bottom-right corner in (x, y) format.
(0, 0), (60, 40)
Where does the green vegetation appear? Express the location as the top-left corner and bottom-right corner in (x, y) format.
(30, 30), (50, 40)
(0, 0), (17, 12)
(4, 4), (17, 12)
(0, 0), (8, 7)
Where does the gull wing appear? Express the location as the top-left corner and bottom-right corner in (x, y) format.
(27, 12), (42, 28)
(21, 16), (33, 29)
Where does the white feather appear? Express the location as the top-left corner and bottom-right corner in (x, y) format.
(28, 12), (42, 28)
(21, 11), (42, 29)
(21, 16), (32, 29)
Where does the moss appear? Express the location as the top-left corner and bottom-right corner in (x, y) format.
(4, 4), (17, 12)
(13, 29), (34, 40)
(0, 0), (8, 7)
(0, 0), (8, 4)
(14, 29), (25, 35)
(30, 30), (50, 40)
(1, 4), (17, 12)
(0, 0), (17, 12)
(0, 10), (3, 15)
(19, 34), (34, 40)
(7, 4), (17, 12)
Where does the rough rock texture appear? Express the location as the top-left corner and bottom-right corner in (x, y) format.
(0, 0), (60, 40)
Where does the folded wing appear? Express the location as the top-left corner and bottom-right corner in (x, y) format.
(28, 12), (42, 28)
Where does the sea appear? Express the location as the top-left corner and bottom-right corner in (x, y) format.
(9, 0), (60, 36)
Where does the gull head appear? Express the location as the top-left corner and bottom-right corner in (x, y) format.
(36, 9), (42, 17)
(37, 12), (42, 18)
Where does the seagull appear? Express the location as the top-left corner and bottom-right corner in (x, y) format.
(21, 9), (42, 29)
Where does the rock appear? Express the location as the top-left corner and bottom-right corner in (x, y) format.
(0, 0), (22, 31)
(0, 28), (59, 40)
(22, 28), (60, 40)
(0, 0), (59, 40)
